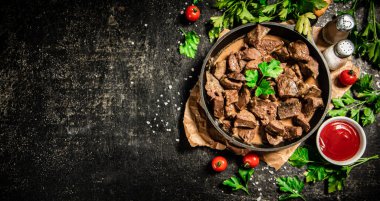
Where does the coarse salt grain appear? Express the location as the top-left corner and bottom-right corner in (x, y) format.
(255, 182), (259, 184)
(177, 92), (180, 95)
(166, 129), (171, 132)
(167, 48), (169, 51)
(191, 68), (194, 71)
(177, 107), (181, 111)
(168, 85), (172, 89)
(160, 94), (163, 97)
(157, 99), (160, 102)
(269, 170), (274, 174)
(146, 121), (150, 125)
(175, 139), (179, 142)
(164, 102), (168, 105)
(130, 81), (134, 84)
(152, 131), (155, 133)
(184, 78), (188, 80)
(155, 113), (158, 116)
(144, 24), (148, 27)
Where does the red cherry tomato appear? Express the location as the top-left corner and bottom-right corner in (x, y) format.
(339, 70), (358, 86)
(185, 5), (200, 22)
(211, 156), (228, 172)
(243, 152), (260, 168)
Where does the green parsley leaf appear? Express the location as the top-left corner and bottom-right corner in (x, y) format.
(238, 168), (254, 186)
(305, 165), (328, 183)
(276, 176), (306, 201)
(361, 107), (375, 126)
(353, 74), (374, 92)
(238, 2), (257, 24)
(261, 3), (278, 15)
(179, 30), (200, 59)
(223, 176), (248, 194)
(259, 60), (283, 78)
(289, 147), (311, 168)
(193, 0), (202, 4)
(297, 0), (328, 14)
(341, 91), (356, 105)
(332, 98), (345, 108)
(245, 70), (259, 88)
(328, 108), (348, 117)
(375, 97), (380, 114)
(256, 79), (275, 96)
(209, 15), (224, 43)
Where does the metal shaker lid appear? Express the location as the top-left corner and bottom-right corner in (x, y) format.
(334, 39), (355, 58)
(336, 14), (355, 32)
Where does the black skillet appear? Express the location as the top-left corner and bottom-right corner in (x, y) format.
(199, 22), (331, 152)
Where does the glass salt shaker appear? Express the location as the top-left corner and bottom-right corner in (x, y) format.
(322, 14), (355, 45)
(323, 39), (355, 71)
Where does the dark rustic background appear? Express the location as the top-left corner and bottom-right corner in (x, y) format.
(0, 0), (379, 201)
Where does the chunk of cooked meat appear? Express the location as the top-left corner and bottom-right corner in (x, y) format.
(273, 46), (290, 62)
(290, 64), (303, 80)
(239, 60), (247, 69)
(213, 60), (227, 80)
(227, 72), (246, 82)
(225, 90), (239, 105)
(245, 59), (262, 70)
(303, 84), (322, 98)
(220, 77), (243, 90)
(255, 38), (284, 55)
(236, 87), (251, 110)
(263, 54), (275, 62)
(293, 113), (310, 132)
(205, 72), (224, 99)
(298, 57), (319, 79)
(276, 74), (300, 98)
(266, 133), (284, 145)
(228, 53), (241, 72)
(249, 98), (278, 125)
(247, 24), (271, 46)
(213, 95), (225, 119)
(233, 128), (256, 143)
(241, 48), (261, 60)
(265, 120), (285, 136)
(288, 40), (311, 62)
(225, 104), (238, 118)
(277, 98), (302, 119)
(221, 120), (232, 131)
(303, 97), (324, 117)
(234, 110), (258, 129)
(283, 126), (303, 140)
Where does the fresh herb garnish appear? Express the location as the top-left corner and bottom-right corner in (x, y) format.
(329, 75), (380, 126)
(222, 167), (254, 195)
(288, 147), (313, 168)
(179, 29), (200, 59)
(245, 59), (283, 97)
(193, 0), (202, 4)
(276, 176), (306, 201)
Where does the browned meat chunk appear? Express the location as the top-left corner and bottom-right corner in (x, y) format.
(298, 57), (319, 79)
(290, 64), (303, 80)
(228, 53), (240, 72)
(247, 24), (271, 46)
(283, 126), (303, 140)
(265, 120), (285, 136)
(235, 87), (251, 110)
(213, 60), (227, 80)
(277, 98), (302, 119)
(234, 110), (258, 129)
(233, 128), (256, 143)
(303, 84), (322, 98)
(249, 98), (278, 125)
(255, 38), (284, 55)
(288, 40), (311, 62)
(213, 96), (225, 119)
(227, 72), (246, 82)
(239, 60), (247, 69)
(266, 133), (284, 145)
(294, 114), (310, 132)
(225, 104), (238, 118)
(263, 54), (275, 62)
(241, 48), (261, 60)
(276, 74), (300, 98)
(221, 120), (232, 131)
(205, 72), (224, 99)
(303, 97), (324, 117)
(246, 59), (261, 70)
(274, 46), (290, 61)
(220, 77), (243, 90)
(225, 90), (239, 105)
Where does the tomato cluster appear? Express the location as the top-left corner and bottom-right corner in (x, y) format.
(211, 152), (260, 172)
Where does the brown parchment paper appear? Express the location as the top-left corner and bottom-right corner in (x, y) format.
(183, 26), (360, 171)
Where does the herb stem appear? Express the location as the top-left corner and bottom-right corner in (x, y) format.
(350, 155), (379, 169)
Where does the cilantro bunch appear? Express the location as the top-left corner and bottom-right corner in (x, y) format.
(329, 75), (380, 126)
(222, 167), (254, 194)
(179, 29), (200, 59)
(245, 59), (283, 97)
(208, 0), (328, 42)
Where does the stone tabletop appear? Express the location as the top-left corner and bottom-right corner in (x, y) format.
(0, 1), (379, 201)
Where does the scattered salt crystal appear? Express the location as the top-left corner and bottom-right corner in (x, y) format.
(146, 121), (150, 125)
(168, 85), (172, 89)
(189, 75), (192, 78)
(154, 117), (156, 121)
(184, 78), (188, 80)
(177, 92), (180, 95)
(157, 105), (160, 108)
(153, 131), (155, 133)
(172, 97), (175, 99)
(155, 113), (158, 116)
(166, 129), (171, 132)
(149, 125), (152, 128)
(269, 170), (274, 174)
(130, 81), (134, 84)
(160, 94), (163, 97)
(180, 10), (184, 14)
(166, 122), (169, 126)
(177, 41), (181, 44)
(176, 139), (180, 142)
(161, 120), (164, 122)
(157, 99), (160, 102)
(174, 104), (177, 107)
(177, 107), (181, 111)
(156, 124), (159, 127)
(191, 68), (194, 71)
(256, 196), (262, 201)
(144, 24), (148, 27)
(167, 48), (169, 51)
(167, 100), (170, 103)
(185, 2), (188, 5)
(164, 102), (168, 105)
(284, 166), (287, 170)
(195, 24), (197, 27)
(255, 182), (259, 184)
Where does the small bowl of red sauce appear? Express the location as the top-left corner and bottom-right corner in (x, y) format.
(316, 116), (366, 166)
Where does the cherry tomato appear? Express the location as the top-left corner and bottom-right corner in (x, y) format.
(185, 5), (200, 22)
(243, 152), (260, 168)
(339, 70), (358, 86)
(211, 156), (228, 172)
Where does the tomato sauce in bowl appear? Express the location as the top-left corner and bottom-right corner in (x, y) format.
(316, 117), (366, 165)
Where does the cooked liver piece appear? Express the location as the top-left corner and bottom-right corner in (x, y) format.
(266, 133), (284, 145)
(288, 40), (311, 62)
(225, 90), (239, 105)
(298, 57), (319, 79)
(290, 64), (303, 80)
(277, 98), (302, 119)
(303, 85), (322, 98)
(255, 38), (284, 55)
(227, 72), (246, 82)
(220, 77), (243, 90)
(228, 53), (240, 72)
(293, 113), (310, 132)
(265, 120), (285, 136)
(213, 96), (225, 118)
(274, 46), (290, 62)
(241, 48), (261, 60)
(213, 60), (227, 80)
(236, 87), (251, 110)
(233, 128), (256, 143)
(284, 126), (303, 140)
(249, 98), (278, 125)
(239, 60), (247, 69)
(303, 97), (324, 117)
(225, 104), (238, 118)
(234, 110), (258, 129)
(205, 72), (224, 99)
(277, 74), (300, 98)
(221, 120), (232, 131)
(246, 59), (262, 70)
(247, 24), (271, 46)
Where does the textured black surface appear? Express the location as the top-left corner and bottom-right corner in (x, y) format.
(0, 1), (379, 201)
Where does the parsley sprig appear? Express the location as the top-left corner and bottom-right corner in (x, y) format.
(276, 176), (306, 201)
(329, 74), (380, 126)
(222, 167), (254, 195)
(245, 59), (283, 97)
(179, 29), (200, 59)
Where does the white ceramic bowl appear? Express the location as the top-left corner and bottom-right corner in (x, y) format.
(316, 116), (366, 166)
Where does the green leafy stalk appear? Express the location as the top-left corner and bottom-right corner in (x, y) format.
(223, 167), (254, 195)
(276, 176), (306, 201)
(179, 29), (200, 59)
